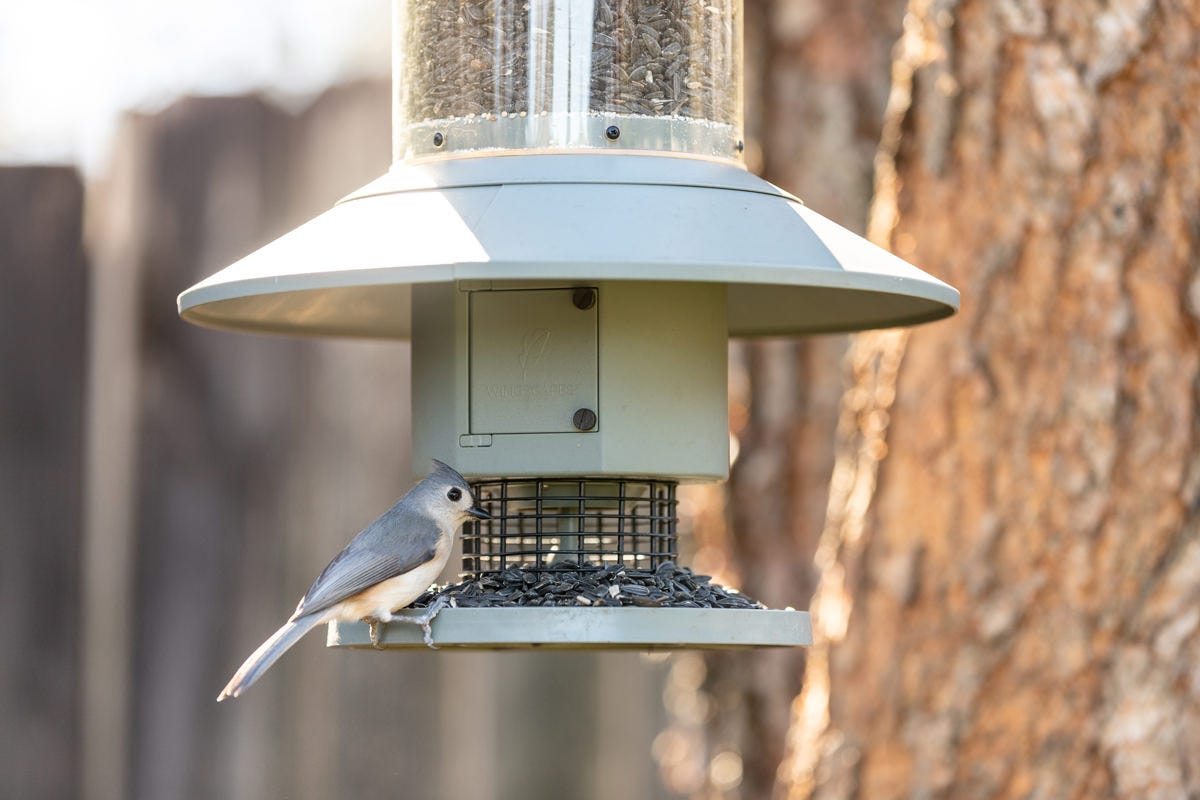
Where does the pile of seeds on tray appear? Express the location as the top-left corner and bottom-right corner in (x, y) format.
(411, 560), (763, 609)
(396, 0), (738, 124)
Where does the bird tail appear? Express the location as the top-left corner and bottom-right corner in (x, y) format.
(217, 613), (324, 701)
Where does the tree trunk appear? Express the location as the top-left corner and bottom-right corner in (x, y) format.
(781, 1), (1200, 798)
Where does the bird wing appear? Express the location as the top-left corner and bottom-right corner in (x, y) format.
(291, 508), (443, 620)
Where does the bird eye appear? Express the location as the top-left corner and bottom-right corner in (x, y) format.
(447, 487), (462, 502)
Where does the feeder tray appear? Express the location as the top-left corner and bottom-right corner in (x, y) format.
(328, 607), (810, 650)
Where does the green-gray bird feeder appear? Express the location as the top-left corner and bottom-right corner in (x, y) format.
(179, 0), (958, 650)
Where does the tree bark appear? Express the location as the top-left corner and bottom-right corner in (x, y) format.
(781, 1), (1200, 798)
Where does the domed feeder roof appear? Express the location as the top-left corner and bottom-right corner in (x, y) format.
(178, 154), (958, 339)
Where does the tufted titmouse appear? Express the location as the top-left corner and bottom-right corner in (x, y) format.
(217, 460), (490, 701)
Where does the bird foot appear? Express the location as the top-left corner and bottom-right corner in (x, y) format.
(365, 617), (386, 650)
(398, 595), (450, 650)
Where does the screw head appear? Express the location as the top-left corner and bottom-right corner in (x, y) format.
(573, 408), (598, 431)
(572, 287), (597, 310)
(605, 125), (621, 141)
(433, 132), (445, 147)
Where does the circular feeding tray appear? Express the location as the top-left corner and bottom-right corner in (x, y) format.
(327, 607), (810, 650)
(326, 560), (811, 650)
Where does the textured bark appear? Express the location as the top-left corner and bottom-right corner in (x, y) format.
(781, 1), (1200, 798)
(657, 1), (907, 797)
(0, 167), (87, 800)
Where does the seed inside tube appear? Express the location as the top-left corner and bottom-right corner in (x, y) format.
(394, 0), (742, 157)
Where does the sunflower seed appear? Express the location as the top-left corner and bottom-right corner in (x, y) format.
(412, 561), (766, 610)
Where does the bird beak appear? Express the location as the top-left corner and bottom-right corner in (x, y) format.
(467, 506), (492, 520)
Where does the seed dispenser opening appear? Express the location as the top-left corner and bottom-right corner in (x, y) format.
(178, 0), (959, 651)
(463, 479), (680, 575)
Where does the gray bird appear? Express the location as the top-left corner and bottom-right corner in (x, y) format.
(217, 460), (490, 701)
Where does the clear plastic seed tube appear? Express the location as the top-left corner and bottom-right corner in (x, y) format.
(392, 0), (743, 161)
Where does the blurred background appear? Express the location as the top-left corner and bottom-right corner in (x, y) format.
(3, 1), (1199, 799)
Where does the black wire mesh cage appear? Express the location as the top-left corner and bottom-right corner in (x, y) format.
(463, 478), (678, 576)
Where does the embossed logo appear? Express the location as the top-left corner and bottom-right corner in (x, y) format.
(519, 328), (551, 381)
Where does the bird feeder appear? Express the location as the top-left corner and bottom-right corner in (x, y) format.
(179, 0), (958, 649)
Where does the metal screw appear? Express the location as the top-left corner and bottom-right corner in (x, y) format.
(736, 139), (745, 153)
(572, 287), (596, 310)
(433, 132), (445, 147)
(573, 408), (597, 431)
(605, 125), (621, 141)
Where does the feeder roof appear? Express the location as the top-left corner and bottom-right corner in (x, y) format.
(178, 154), (959, 338)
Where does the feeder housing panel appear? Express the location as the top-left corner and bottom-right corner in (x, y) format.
(413, 280), (729, 481)
(469, 288), (599, 434)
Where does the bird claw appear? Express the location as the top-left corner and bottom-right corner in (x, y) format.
(422, 620), (438, 650)
(366, 617), (385, 650)
(364, 597), (448, 649)
(413, 595), (450, 650)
